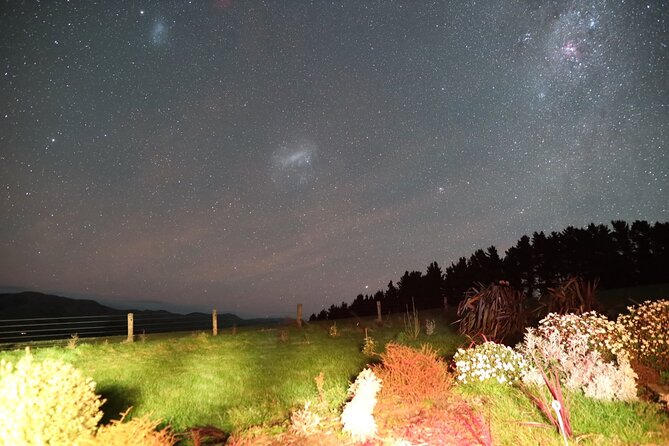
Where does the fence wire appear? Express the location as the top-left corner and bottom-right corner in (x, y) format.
(0, 312), (215, 349)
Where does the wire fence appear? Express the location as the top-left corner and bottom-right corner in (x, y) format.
(0, 312), (215, 349)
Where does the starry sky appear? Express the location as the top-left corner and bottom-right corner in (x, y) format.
(1, 1), (667, 318)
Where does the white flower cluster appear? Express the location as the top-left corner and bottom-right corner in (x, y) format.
(617, 299), (669, 368)
(453, 341), (528, 385)
(537, 311), (624, 360)
(341, 368), (382, 442)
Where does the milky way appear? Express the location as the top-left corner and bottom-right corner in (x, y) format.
(0, 1), (667, 317)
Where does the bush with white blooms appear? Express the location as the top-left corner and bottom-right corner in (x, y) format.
(454, 341), (528, 385)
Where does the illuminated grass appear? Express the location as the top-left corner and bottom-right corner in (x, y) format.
(456, 381), (669, 445)
(0, 319), (415, 434)
(1, 314), (667, 445)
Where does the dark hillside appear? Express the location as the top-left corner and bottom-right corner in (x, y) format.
(0, 292), (256, 345)
(0, 291), (123, 319)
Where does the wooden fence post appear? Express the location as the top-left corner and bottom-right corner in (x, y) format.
(127, 313), (134, 343)
(376, 300), (382, 323)
(212, 309), (218, 336)
(296, 303), (303, 328)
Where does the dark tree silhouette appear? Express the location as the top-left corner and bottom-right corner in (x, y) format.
(309, 220), (669, 321)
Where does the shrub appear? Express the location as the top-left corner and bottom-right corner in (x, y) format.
(520, 324), (638, 401)
(373, 343), (452, 404)
(457, 281), (526, 342)
(545, 276), (598, 315)
(454, 341), (528, 385)
(68, 332), (80, 349)
(534, 311), (624, 361)
(290, 401), (321, 437)
(80, 409), (176, 446)
(341, 368), (382, 442)
(0, 349), (104, 445)
(617, 299), (669, 370)
(424, 319), (436, 336)
(362, 333), (376, 357)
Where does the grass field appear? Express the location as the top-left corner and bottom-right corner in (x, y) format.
(1, 307), (668, 445)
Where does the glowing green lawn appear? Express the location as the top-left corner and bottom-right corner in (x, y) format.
(1, 315), (667, 445)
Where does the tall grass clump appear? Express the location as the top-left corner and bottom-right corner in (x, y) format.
(457, 281), (526, 342)
(403, 298), (421, 340)
(0, 349), (104, 445)
(545, 276), (599, 315)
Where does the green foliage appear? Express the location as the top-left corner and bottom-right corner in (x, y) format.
(0, 349), (104, 445)
(617, 299), (669, 370)
(453, 341), (528, 385)
(545, 276), (599, 316)
(457, 281), (526, 342)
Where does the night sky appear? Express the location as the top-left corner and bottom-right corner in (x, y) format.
(1, 1), (667, 317)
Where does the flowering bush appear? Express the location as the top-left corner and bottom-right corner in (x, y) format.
(534, 311), (624, 361)
(617, 299), (669, 370)
(341, 368), (382, 442)
(520, 324), (638, 401)
(454, 341), (528, 385)
(0, 349), (104, 445)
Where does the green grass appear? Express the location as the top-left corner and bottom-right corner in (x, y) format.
(1, 312), (667, 445)
(457, 381), (668, 445)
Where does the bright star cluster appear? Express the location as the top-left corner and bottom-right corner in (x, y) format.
(0, 1), (666, 317)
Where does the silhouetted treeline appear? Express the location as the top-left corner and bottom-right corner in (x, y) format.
(309, 220), (669, 321)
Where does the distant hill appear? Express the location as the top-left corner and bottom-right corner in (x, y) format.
(0, 291), (125, 319)
(0, 291), (274, 344)
(0, 291), (246, 324)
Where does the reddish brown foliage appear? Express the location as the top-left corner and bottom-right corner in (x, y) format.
(546, 276), (599, 315)
(457, 281), (526, 342)
(372, 343), (452, 405)
(394, 406), (491, 446)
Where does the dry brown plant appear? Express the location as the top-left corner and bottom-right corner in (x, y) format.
(373, 343), (452, 405)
